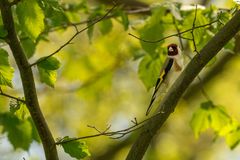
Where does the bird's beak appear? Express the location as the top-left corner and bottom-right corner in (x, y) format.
(168, 47), (174, 52)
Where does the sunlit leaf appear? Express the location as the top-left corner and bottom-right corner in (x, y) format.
(15, 104), (29, 121)
(190, 101), (211, 138)
(37, 57), (60, 87)
(37, 67), (57, 87)
(219, 120), (240, 136)
(226, 129), (240, 149)
(140, 6), (165, 57)
(16, 0), (45, 41)
(218, 11), (231, 25)
(209, 106), (231, 132)
(0, 49), (14, 88)
(37, 57), (61, 70)
(39, 0), (63, 11)
(0, 113), (32, 150)
(60, 136), (91, 159)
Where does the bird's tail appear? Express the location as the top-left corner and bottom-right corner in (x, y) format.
(145, 79), (163, 116)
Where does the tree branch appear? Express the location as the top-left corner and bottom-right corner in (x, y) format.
(126, 10), (240, 160)
(55, 114), (161, 145)
(0, 1), (58, 160)
(0, 87), (25, 103)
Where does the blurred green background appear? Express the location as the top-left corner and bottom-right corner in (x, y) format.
(0, 0), (240, 159)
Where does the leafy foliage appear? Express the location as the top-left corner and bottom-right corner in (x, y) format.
(60, 136), (91, 160)
(0, 0), (239, 159)
(139, 5), (166, 57)
(10, 98), (30, 120)
(0, 113), (38, 150)
(0, 49), (14, 88)
(190, 101), (240, 149)
(16, 0), (45, 41)
(21, 38), (36, 58)
(37, 57), (61, 87)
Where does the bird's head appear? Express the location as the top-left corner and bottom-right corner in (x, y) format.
(167, 43), (180, 57)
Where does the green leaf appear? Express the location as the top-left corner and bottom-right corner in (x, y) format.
(15, 104), (30, 120)
(99, 19), (113, 35)
(16, 0), (45, 41)
(87, 25), (94, 42)
(61, 136), (91, 159)
(218, 11), (231, 25)
(138, 54), (162, 90)
(209, 106), (231, 132)
(37, 67), (57, 87)
(0, 113), (32, 150)
(219, 120), (240, 149)
(9, 98), (30, 121)
(191, 101), (240, 149)
(37, 57), (61, 70)
(28, 118), (41, 143)
(21, 38), (36, 58)
(190, 103), (211, 138)
(37, 0), (69, 28)
(37, 56), (60, 87)
(0, 25), (7, 37)
(226, 129), (240, 149)
(140, 6), (165, 56)
(87, 6), (104, 42)
(219, 120), (240, 136)
(119, 11), (129, 30)
(39, 0), (63, 11)
(43, 8), (69, 29)
(0, 49), (14, 88)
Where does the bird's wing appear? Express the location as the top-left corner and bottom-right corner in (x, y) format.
(145, 58), (174, 115)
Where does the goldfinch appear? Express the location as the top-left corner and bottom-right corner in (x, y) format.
(146, 44), (183, 116)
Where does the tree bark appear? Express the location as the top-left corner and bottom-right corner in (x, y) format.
(126, 10), (240, 160)
(0, 1), (59, 160)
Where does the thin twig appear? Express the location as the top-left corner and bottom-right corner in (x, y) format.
(49, 7), (151, 33)
(129, 20), (218, 44)
(0, 87), (25, 103)
(191, 5), (200, 54)
(172, 16), (184, 50)
(29, 3), (119, 67)
(189, 5), (212, 101)
(55, 112), (163, 145)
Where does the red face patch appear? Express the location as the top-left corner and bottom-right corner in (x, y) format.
(167, 44), (178, 56)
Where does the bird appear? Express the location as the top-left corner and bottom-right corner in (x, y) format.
(145, 43), (184, 116)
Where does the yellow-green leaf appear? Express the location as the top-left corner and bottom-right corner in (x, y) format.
(16, 0), (45, 41)
(0, 49), (14, 88)
(37, 57), (61, 87)
(60, 136), (91, 159)
(190, 104), (210, 138)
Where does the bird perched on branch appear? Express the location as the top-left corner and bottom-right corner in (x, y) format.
(146, 44), (184, 116)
